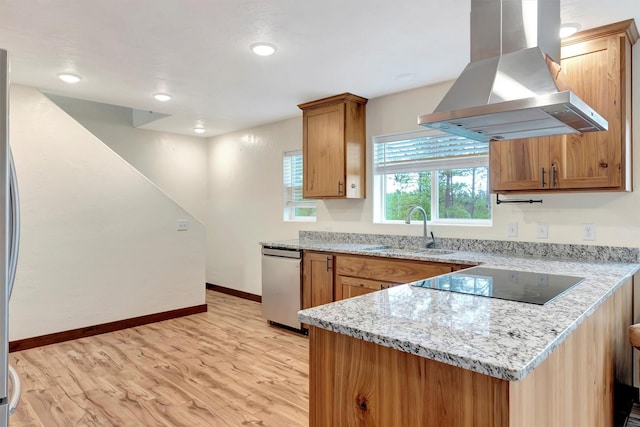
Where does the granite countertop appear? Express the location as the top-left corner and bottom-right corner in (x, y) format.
(261, 238), (484, 264)
(261, 238), (640, 381)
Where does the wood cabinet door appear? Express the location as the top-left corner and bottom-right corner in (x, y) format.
(552, 35), (624, 189)
(336, 276), (399, 300)
(490, 138), (550, 192)
(490, 23), (634, 193)
(339, 276), (378, 299)
(302, 252), (334, 309)
(303, 103), (345, 198)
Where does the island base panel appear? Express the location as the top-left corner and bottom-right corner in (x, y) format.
(309, 326), (509, 427)
(308, 279), (631, 427)
(509, 277), (631, 427)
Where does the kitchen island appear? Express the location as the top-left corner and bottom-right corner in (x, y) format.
(293, 241), (639, 426)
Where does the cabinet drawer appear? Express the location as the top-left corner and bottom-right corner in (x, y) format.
(338, 275), (398, 291)
(335, 255), (453, 283)
(337, 275), (400, 300)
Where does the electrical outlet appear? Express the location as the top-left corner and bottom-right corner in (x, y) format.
(507, 222), (518, 238)
(583, 223), (596, 241)
(176, 219), (189, 231)
(536, 223), (548, 239)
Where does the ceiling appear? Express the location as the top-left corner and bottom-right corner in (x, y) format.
(0, 0), (638, 138)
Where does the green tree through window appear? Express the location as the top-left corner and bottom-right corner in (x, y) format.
(437, 168), (490, 219)
(374, 129), (491, 223)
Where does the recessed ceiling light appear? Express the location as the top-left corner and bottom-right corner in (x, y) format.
(560, 23), (580, 38)
(193, 127), (206, 134)
(153, 93), (172, 102)
(58, 73), (81, 84)
(250, 43), (277, 56)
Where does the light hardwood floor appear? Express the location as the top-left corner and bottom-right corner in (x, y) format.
(8, 291), (309, 426)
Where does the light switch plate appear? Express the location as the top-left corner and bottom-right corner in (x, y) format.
(177, 219), (189, 231)
(507, 222), (518, 237)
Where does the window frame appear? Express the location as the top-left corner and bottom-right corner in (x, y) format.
(373, 129), (492, 226)
(283, 150), (317, 222)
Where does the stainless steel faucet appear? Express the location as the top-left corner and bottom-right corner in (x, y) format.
(405, 206), (435, 248)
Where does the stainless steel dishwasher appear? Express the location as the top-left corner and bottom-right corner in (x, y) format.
(261, 246), (304, 331)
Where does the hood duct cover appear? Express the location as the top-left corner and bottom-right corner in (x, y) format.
(418, 0), (607, 142)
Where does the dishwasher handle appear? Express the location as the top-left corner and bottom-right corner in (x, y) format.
(262, 247), (301, 259)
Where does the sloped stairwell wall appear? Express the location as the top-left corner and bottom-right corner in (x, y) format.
(8, 85), (206, 341)
(45, 93), (208, 223)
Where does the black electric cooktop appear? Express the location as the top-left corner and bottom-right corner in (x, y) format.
(410, 266), (585, 305)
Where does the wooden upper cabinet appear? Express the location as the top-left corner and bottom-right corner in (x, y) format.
(298, 93), (367, 199)
(490, 137), (551, 191)
(491, 20), (638, 193)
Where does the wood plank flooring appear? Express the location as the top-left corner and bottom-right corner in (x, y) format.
(8, 290), (309, 426)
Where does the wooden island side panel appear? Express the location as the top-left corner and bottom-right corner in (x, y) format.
(310, 326), (509, 427)
(308, 278), (632, 427)
(509, 277), (632, 427)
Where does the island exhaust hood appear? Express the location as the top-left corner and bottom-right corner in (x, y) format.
(418, 0), (607, 142)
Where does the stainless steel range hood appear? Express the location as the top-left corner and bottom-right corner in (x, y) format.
(418, 0), (607, 142)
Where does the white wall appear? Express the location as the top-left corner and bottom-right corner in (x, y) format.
(9, 85), (206, 341)
(206, 118), (306, 293)
(45, 94), (208, 222)
(207, 42), (639, 295)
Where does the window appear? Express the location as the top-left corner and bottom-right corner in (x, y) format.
(283, 150), (317, 221)
(373, 129), (491, 224)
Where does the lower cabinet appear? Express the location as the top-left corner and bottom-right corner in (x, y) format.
(303, 251), (474, 305)
(334, 255), (459, 301)
(338, 276), (401, 299)
(302, 251), (334, 309)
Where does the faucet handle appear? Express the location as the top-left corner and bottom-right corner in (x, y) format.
(427, 231), (436, 248)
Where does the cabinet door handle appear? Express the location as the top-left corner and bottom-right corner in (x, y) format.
(541, 167), (546, 188)
(338, 181), (343, 195)
(551, 164), (557, 188)
(326, 256), (331, 271)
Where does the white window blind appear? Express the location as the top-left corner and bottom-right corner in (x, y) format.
(372, 128), (491, 224)
(283, 150), (316, 221)
(283, 151), (304, 203)
(374, 129), (489, 174)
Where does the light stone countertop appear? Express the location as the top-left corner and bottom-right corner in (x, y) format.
(261, 238), (640, 381)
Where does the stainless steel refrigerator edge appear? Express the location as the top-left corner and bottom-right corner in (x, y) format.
(1, 48), (22, 425)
